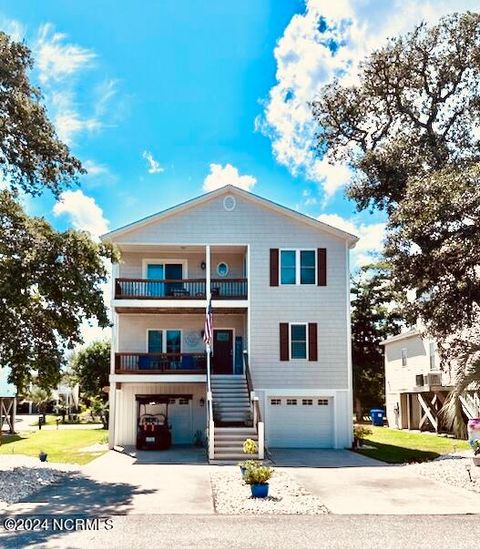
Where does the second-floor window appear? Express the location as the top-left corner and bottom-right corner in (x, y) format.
(401, 347), (407, 367)
(280, 249), (316, 285)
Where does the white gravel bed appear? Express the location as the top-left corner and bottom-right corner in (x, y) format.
(410, 453), (480, 494)
(0, 455), (79, 504)
(210, 468), (328, 515)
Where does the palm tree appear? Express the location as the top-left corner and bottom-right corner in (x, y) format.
(28, 387), (51, 423)
(441, 341), (480, 439)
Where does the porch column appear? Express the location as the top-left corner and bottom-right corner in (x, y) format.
(206, 245), (211, 301)
(108, 382), (117, 449)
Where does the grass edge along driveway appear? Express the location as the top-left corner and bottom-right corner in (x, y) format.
(0, 428), (108, 465)
(354, 426), (470, 464)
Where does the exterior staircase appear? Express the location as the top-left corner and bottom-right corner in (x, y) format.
(210, 375), (259, 461)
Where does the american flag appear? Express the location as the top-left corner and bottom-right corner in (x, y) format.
(203, 299), (213, 347)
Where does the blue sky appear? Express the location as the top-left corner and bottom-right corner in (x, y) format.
(1, 0), (478, 271)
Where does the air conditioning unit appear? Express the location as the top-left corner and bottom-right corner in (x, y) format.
(415, 374), (425, 387)
(426, 372), (442, 386)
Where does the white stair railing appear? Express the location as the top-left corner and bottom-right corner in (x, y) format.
(243, 350), (264, 460)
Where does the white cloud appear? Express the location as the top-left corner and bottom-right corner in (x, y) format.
(33, 24), (118, 146)
(318, 213), (386, 268)
(203, 163), (257, 192)
(142, 151), (164, 174)
(260, 0), (478, 200)
(83, 160), (109, 177)
(36, 23), (96, 84)
(55, 112), (102, 145)
(53, 190), (109, 238)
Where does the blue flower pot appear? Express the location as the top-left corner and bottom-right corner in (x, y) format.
(250, 483), (269, 498)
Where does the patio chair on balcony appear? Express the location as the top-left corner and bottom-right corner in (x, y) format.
(181, 355), (194, 370)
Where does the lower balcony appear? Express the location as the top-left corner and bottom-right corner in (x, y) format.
(115, 352), (207, 374)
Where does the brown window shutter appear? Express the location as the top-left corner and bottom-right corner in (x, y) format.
(317, 248), (327, 286)
(308, 323), (318, 361)
(270, 248), (279, 286)
(280, 323), (289, 361)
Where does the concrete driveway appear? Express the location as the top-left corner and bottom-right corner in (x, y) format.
(289, 462), (480, 515)
(7, 449), (480, 517)
(269, 448), (382, 467)
(9, 451), (214, 516)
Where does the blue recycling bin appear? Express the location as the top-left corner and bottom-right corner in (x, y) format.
(370, 408), (384, 427)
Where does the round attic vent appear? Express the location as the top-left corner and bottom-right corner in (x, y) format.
(223, 195), (236, 211)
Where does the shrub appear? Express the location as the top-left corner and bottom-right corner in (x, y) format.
(243, 464), (273, 485)
(243, 438), (257, 455)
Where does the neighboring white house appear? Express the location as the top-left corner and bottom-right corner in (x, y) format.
(382, 329), (454, 432)
(0, 366), (16, 433)
(101, 185), (358, 460)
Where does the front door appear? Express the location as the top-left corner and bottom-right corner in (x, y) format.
(212, 329), (233, 374)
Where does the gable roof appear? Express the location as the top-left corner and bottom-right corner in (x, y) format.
(101, 185), (359, 246)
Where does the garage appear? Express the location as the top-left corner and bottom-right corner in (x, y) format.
(136, 395), (193, 445)
(266, 396), (334, 448)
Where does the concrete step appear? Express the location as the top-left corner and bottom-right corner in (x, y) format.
(214, 427), (257, 434)
(214, 441), (257, 449)
(213, 452), (259, 460)
(210, 374), (245, 381)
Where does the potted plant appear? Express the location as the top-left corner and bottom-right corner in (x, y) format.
(353, 425), (372, 449)
(243, 463), (273, 498)
(238, 438), (258, 476)
(39, 451), (48, 462)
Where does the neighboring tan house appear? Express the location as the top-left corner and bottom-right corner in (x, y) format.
(382, 329), (453, 432)
(101, 185), (358, 460)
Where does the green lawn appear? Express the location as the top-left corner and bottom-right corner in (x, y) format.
(32, 414), (102, 426)
(0, 428), (108, 465)
(355, 426), (470, 464)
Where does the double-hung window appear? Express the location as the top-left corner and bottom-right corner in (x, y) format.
(290, 323), (307, 359)
(280, 250), (316, 285)
(148, 329), (181, 354)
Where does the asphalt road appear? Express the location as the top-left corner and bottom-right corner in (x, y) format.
(2, 514), (479, 549)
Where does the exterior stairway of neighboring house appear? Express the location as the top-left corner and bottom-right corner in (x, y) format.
(211, 375), (259, 461)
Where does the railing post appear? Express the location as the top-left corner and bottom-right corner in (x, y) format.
(258, 420), (265, 460)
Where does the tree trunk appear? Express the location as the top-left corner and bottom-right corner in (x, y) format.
(355, 397), (363, 423)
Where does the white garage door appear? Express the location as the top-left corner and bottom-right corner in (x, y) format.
(267, 396), (334, 448)
(168, 398), (193, 444)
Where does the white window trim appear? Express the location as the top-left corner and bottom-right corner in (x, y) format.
(289, 322), (309, 361)
(146, 329), (183, 353)
(279, 249), (317, 286)
(142, 259), (188, 279)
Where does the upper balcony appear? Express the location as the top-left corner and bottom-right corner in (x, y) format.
(114, 277), (247, 300)
(111, 244), (248, 312)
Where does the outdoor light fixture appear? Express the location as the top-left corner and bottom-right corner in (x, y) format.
(200, 261), (206, 270)
(199, 398), (205, 407)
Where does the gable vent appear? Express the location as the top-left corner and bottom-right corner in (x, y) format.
(223, 195), (236, 211)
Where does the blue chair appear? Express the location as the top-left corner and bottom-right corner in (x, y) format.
(181, 355), (194, 370)
(139, 355), (151, 370)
